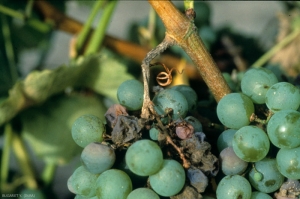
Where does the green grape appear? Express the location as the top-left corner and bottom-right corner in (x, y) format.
(71, 114), (105, 148)
(265, 63), (283, 82)
(222, 73), (237, 92)
(249, 158), (284, 193)
(125, 139), (163, 176)
(184, 116), (203, 132)
(216, 93), (254, 129)
(153, 89), (189, 122)
(276, 146), (300, 179)
(149, 159), (185, 197)
(217, 129), (237, 152)
(250, 191), (272, 199)
(19, 188), (46, 199)
(241, 67), (278, 104)
(149, 127), (159, 140)
(199, 25), (217, 50)
(170, 85), (198, 111)
(265, 82), (300, 112)
(219, 147), (248, 175)
(81, 142), (116, 174)
(267, 109), (300, 149)
(253, 171), (263, 182)
(216, 175), (252, 199)
(127, 188), (160, 199)
(96, 169), (132, 199)
(232, 126), (270, 162)
(116, 158), (148, 188)
(74, 195), (97, 199)
(117, 79), (144, 111)
(68, 166), (99, 197)
(194, 2), (210, 25)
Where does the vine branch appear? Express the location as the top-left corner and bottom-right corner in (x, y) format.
(141, 36), (175, 119)
(148, 0), (231, 102)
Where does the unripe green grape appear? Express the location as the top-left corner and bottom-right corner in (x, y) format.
(249, 158), (284, 193)
(170, 84), (198, 111)
(71, 114), (105, 148)
(184, 116), (203, 132)
(81, 142), (115, 174)
(250, 191), (272, 199)
(232, 126), (269, 162)
(219, 147), (248, 175)
(217, 93), (254, 129)
(276, 147), (300, 179)
(216, 175), (251, 199)
(74, 195), (97, 199)
(149, 159), (185, 197)
(217, 129), (237, 152)
(96, 169), (132, 199)
(265, 82), (300, 112)
(68, 166), (99, 197)
(125, 139), (163, 176)
(222, 73), (237, 91)
(253, 171), (263, 182)
(117, 79), (144, 111)
(153, 89), (189, 122)
(267, 109), (300, 149)
(127, 188), (160, 199)
(241, 67), (278, 104)
(149, 127), (159, 140)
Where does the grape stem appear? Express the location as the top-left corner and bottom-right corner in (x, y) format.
(141, 36), (175, 119)
(148, 0), (231, 102)
(166, 135), (191, 169)
(141, 1), (231, 118)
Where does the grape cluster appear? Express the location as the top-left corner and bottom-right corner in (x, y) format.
(67, 79), (218, 199)
(216, 67), (300, 199)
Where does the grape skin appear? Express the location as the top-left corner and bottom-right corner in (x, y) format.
(117, 79), (144, 111)
(250, 191), (272, 199)
(125, 139), (163, 176)
(241, 67), (278, 104)
(127, 188), (159, 199)
(149, 159), (185, 197)
(170, 84), (198, 111)
(276, 146), (300, 179)
(71, 114), (105, 148)
(219, 147), (248, 175)
(216, 175), (252, 199)
(96, 169), (132, 199)
(81, 142), (116, 174)
(265, 82), (300, 112)
(68, 166), (99, 197)
(248, 158), (284, 193)
(217, 129), (237, 152)
(184, 116), (203, 132)
(217, 93), (254, 129)
(153, 88), (189, 122)
(149, 127), (159, 140)
(267, 109), (300, 149)
(232, 126), (270, 162)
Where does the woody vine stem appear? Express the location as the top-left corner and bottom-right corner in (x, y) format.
(140, 0), (231, 119)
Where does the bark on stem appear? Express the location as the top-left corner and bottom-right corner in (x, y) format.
(149, 0), (231, 102)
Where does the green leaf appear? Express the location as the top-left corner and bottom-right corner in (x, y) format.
(0, 51), (134, 126)
(20, 93), (107, 165)
(80, 51), (134, 102)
